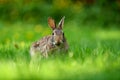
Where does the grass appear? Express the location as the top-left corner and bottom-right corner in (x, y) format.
(0, 22), (120, 79)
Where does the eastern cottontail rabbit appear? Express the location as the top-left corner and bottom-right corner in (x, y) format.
(30, 17), (69, 58)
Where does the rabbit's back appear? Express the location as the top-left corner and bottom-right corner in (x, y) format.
(30, 35), (53, 57)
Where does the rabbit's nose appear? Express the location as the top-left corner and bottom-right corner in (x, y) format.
(60, 40), (63, 43)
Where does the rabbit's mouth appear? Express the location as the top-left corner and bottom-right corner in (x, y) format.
(53, 40), (63, 46)
(55, 42), (61, 46)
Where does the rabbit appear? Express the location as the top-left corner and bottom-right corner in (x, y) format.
(30, 16), (69, 58)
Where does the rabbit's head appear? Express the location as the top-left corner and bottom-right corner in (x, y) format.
(48, 17), (65, 46)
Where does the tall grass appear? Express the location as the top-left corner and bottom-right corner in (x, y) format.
(0, 23), (120, 79)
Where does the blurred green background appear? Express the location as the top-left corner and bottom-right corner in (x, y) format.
(0, 0), (120, 27)
(0, 0), (120, 79)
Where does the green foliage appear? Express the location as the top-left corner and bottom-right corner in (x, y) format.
(0, 23), (120, 79)
(0, 0), (120, 79)
(0, 0), (120, 28)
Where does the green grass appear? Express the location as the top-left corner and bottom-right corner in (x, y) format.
(0, 22), (120, 79)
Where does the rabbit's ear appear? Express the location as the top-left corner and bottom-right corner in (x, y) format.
(58, 16), (65, 29)
(48, 17), (56, 30)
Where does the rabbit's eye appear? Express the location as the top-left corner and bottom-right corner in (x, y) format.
(52, 33), (54, 35)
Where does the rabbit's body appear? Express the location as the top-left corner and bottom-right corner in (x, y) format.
(30, 17), (68, 58)
(30, 35), (68, 57)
